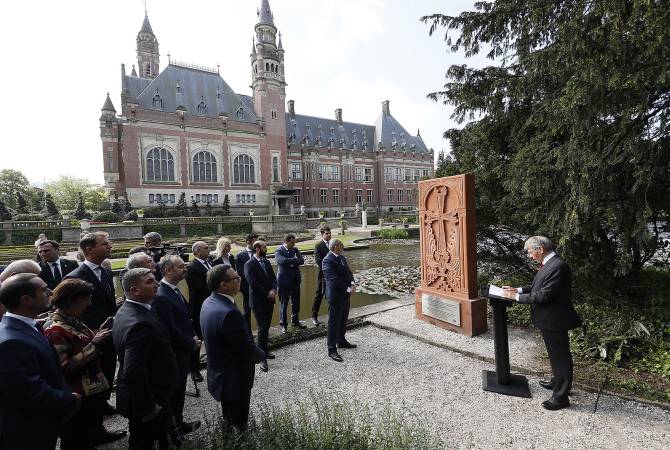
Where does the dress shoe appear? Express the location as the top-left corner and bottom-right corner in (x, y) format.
(542, 398), (570, 411)
(101, 402), (117, 416)
(539, 380), (555, 390)
(338, 341), (357, 349)
(328, 351), (343, 362)
(91, 429), (127, 445)
(265, 352), (276, 359)
(192, 371), (204, 382)
(179, 420), (201, 434)
(312, 317), (320, 326)
(260, 360), (268, 372)
(293, 322), (307, 329)
(281, 326), (288, 334)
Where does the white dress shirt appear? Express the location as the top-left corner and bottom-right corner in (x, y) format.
(83, 260), (102, 281)
(516, 252), (557, 298)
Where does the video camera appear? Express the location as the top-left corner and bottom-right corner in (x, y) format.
(146, 243), (190, 263)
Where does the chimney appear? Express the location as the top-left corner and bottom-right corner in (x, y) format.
(287, 99), (295, 116)
(335, 108), (343, 124)
(382, 100), (390, 116)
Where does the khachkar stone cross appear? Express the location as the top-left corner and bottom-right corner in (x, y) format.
(415, 174), (487, 337)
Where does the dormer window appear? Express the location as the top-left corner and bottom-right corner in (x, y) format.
(236, 104), (244, 120)
(152, 90), (162, 109)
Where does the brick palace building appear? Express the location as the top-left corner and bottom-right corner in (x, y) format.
(99, 0), (434, 216)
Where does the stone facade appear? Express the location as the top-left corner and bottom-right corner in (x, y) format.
(100, 1), (434, 216)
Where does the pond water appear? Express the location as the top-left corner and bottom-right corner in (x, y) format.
(114, 242), (420, 330)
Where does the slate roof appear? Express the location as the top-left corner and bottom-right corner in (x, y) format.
(258, 0), (274, 25)
(140, 14), (154, 34)
(285, 111), (429, 153)
(122, 64), (258, 123)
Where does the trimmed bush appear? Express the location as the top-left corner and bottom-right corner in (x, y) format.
(12, 213), (47, 221)
(91, 211), (122, 223)
(125, 210), (138, 221)
(147, 224), (181, 238)
(11, 229), (63, 245)
(377, 228), (409, 239)
(185, 224), (218, 236)
(142, 206), (165, 218)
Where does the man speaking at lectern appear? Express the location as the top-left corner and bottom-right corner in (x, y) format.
(503, 236), (581, 411)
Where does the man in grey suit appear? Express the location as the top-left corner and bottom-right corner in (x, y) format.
(504, 236), (582, 411)
(322, 238), (357, 362)
(200, 264), (265, 431)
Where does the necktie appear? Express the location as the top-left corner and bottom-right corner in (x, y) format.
(174, 287), (188, 305)
(203, 260), (211, 270)
(538, 263), (544, 269)
(52, 262), (62, 284)
(93, 266), (102, 281)
(34, 322), (50, 345)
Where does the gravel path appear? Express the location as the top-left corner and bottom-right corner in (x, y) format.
(101, 325), (669, 449)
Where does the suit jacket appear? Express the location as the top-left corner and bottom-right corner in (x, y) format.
(39, 258), (79, 290)
(518, 255), (582, 331)
(235, 249), (253, 297)
(244, 257), (277, 311)
(322, 252), (354, 303)
(200, 293), (265, 402)
(314, 240), (329, 280)
(0, 316), (78, 450)
(275, 245), (304, 288)
(212, 253), (235, 269)
(112, 302), (178, 419)
(152, 282), (196, 367)
(185, 259), (211, 307)
(65, 263), (116, 330)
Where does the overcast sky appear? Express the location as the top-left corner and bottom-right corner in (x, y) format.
(0, 0), (487, 185)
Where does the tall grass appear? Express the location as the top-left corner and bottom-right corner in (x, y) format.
(377, 229), (409, 239)
(189, 394), (443, 450)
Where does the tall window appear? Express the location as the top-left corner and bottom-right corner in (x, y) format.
(294, 188), (302, 205)
(384, 167), (393, 182)
(107, 150), (113, 171)
(367, 189), (373, 203)
(404, 168), (412, 182)
(397, 189), (403, 202)
(232, 154), (256, 184)
(354, 167), (363, 181)
(387, 189), (393, 202)
(394, 168), (402, 181)
(146, 147), (175, 182)
(356, 189), (362, 204)
(328, 165), (340, 181)
(422, 168), (430, 178)
(318, 165), (327, 180)
(320, 189), (327, 204)
(333, 189), (340, 204)
(272, 156), (280, 182)
(192, 151), (217, 183)
(290, 163), (302, 180)
(414, 169), (421, 181)
(364, 167), (373, 182)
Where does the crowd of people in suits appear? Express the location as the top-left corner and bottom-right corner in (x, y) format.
(0, 225), (361, 448)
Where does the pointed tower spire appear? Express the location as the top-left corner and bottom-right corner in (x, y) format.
(278, 31), (283, 50)
(258, 0), (274, 25)
(131, 64), (137, 77)
(102, 92), (116, 113)
(137, 10), (159, 78)
(252, 37), (257, 56)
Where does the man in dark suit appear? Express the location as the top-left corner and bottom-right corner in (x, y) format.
(0, 273), (81, 449)
(65, 231), (119, 419)
(235, 233), (258, 332)
(311, 226), (331, 325)
(153, 255), (201, 436)
(113, 268), (179, 449)
(185, 241), (211, 382)
(244, 240), (277, 372)
(322, 238), (357, 362)
(503, 236), (582, 411)
(37, 240), (78, 290)
(275, 233), (306, 334)
(200, 264), (265, 431)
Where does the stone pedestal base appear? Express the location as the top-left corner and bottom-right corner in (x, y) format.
(415, 287), (487, 337)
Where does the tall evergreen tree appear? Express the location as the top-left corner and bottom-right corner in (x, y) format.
(44, 193), (60, 218)
(16, 192), (28, 214)
(122, 191), (133, 214)
(111, 192), (122, 215)
(204, 201), (213, 217)
(176, 192), (187, 216)
(222, 194), (231, 216)
(73, 192), (87, 219)
(190, 199), (200, 217)
(0, 200), (11, 221)
(423, 1), (670, 284)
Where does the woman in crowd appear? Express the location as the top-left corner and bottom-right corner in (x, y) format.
(44, 279), (125, 449)
(212, 237), (236, 268)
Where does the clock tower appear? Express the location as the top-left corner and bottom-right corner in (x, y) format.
(136, 12), (159, 79)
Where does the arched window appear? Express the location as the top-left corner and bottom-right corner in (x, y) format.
(193, 151), (217, 183)
(196, 96), (207, 115)
(152, 90), (162, 109)
(233, 154), (255, 184)
(145, 147), (175, 182)
(265, 62), (269, 71)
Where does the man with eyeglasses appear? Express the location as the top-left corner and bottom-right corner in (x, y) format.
(200, 264), (265, 432)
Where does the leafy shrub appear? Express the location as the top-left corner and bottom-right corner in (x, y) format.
(147, 224), (181, 238)
(377, 228), (409, 239)
(221, 223), (251, 235)
(165, 208), (183, 218)
(190, 394), (444, 450)
(91, 211), (122, 223)
(142, 206), (165, 218)
(11, 229), (62, 245)
(367, 216), (379, 225)
(12, 213), (47, 221)
(124, 210), (138, 221)
(185, 224), (218, 236)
